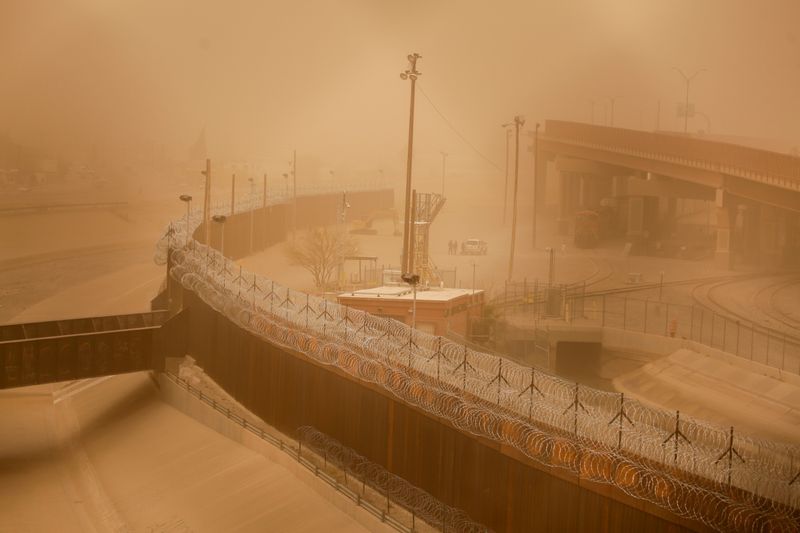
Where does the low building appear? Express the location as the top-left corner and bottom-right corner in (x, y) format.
(337, 285), (484, 337)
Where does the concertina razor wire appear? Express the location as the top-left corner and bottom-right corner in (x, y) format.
(155, 195), (800, 533)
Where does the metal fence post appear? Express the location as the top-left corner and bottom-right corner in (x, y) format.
(710, 312), (716, 348)
(699, 309), (705, 344)
(735, 321), (740, 355)
(722, 318), (728, 352)
(601, 294), (606, 327)
(623, 297), (628, 330)
(766, 331), (772, 365)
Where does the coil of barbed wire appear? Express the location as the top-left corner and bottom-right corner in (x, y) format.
(157, 207), (800, 532)
(297, 426), (490, 533)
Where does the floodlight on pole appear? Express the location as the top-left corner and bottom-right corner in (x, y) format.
(401, 272), (420, 329)
(247, 177), (255, 254)
(400, 52), (422, 276)
(179, 194), (193, 246)
(608, 96), (621, 127)
(673, 67), (707, 133)
(212, 214), (227, 257)
(507, 115), (525, 282)
(501, 123), (513, 225)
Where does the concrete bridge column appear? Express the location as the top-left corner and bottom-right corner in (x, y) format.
(758, 205), (781, 268)
(557, 171), (572, 235)
(626, 196), (645, 240)
(714, 190), (734, 270)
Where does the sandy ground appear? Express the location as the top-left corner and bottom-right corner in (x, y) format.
(0, 373), (373, 532)
(0, 184), (378, 533)
(614, 349), (800, 444)
(3, 175), (799, 530)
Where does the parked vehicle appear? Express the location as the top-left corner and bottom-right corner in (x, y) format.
(461, 238), (488, 255)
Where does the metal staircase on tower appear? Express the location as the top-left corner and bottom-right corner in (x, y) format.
(410, 191), (446, 286)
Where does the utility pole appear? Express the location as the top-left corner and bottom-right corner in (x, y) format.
(507, 115), (524, 282)
(531, 122), (540, 249)
(201, 158), (211, 245)
(440, 151), (448, 197)
(292, 149), (297, 238)
(400, 53), (422, 275)
(230, 173), (236, 215)
(502, 124), (512, 224)
(656, 100), (661, 131)
(608, 96), (620, 127)
(673, 67), (706, 133)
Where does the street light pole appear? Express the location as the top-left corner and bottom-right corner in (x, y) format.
(230, 173), (236, 215)
(248, 177), (255, 254)
(440, 151), (448, 197)
(502, 124), (512, 224)
(292, 149), (297, 238)
(608, 96), (620, 127)
(472, 262), (476, 295)
(201, 159), (211, 245)
(673, 67), (706, 133)
(401, 273), (420, 329)
(212, 214), (227, 257)
(507, 115), (525, 282)
(400, 53), (422, 275)
(532, 122), (540, 249)
(179, 194), (192, 246)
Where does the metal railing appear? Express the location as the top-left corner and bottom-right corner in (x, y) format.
(164, 240), (800, 532)
(543, 120), (800, 191)
(163, 371), (443, 533)
(497, 281), (800, 376)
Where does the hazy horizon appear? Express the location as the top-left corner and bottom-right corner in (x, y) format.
(2, 0), (799, 178)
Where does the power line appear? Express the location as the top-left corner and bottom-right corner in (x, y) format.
(417, 85), (503, 172)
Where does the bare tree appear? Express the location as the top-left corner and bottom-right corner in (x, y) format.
(285, 227), (356, 290)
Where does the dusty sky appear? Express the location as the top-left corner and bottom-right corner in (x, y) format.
(2, 0), (799, 176)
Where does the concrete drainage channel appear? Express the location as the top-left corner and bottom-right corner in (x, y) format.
(159, 371), (486, 533)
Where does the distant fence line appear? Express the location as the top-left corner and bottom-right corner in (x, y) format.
(494, 280), (800, 376)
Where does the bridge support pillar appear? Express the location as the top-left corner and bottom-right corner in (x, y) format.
(758, 205), (782, 268)
(714, 190), (734, 270)
(626, 196), (645, 240)
(557, 171), (573, 235)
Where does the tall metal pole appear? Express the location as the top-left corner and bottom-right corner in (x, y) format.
(608, 96), (620, 127)
(230, 173), (236, 215)
(440, 151), (448, 197)
(292, 149), (297, 239)
(507, 115), (524, 281)
(532, 122), (540, 249)
(248, 178), (254, 255)
(262, 173), (267, 208)
(673, 68), (706, 134)
(400, 53), (422, 274)
(202, 158), (211, 245)
(472, 262), (476, 295)
(502, 125), (511, 224)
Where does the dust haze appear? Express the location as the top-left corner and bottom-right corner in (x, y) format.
(2, 0), (799, 182)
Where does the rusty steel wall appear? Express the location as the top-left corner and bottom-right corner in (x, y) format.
(180, 287), (696, 532)
(0, 311), (187, 389)
(193, 189), (395, 261)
